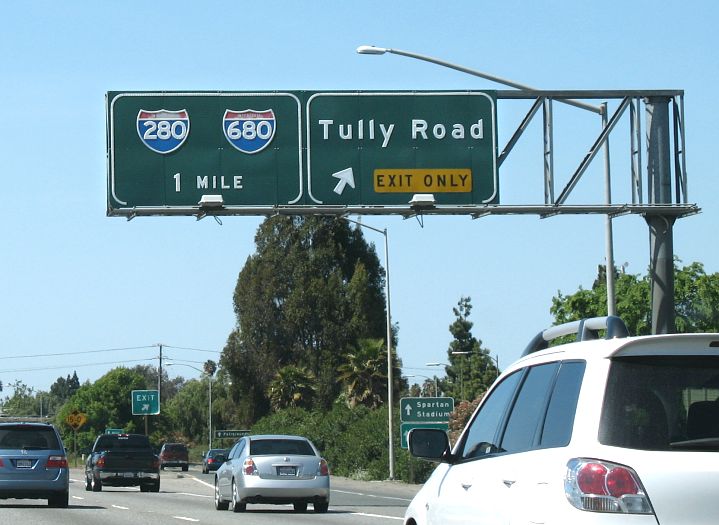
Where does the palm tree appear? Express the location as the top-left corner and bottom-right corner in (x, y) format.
(267, 365), (317, 411)
(337, 339), (389, 408)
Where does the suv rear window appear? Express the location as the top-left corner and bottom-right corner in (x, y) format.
(163, 444), (187, 453)
(599, 355), (719, 451)
(0, 426), (60, 450)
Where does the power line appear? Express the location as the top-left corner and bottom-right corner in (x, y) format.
(0, 345), (156, 361)
(0, 344), (221, 361)
(0, 358), (157, 374)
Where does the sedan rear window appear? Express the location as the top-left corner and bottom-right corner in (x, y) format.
(0, 426), (60, 450)
(599, 355), (719, 451)
(250, 439), (315, 456)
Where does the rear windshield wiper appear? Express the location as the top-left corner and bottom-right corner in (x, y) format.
(670, 438), (719, 450)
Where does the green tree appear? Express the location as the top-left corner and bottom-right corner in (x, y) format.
(165, 378), (208, 442)
(267, 365), (317, 410)
(442, 297), (497, 402)
(337, 338), (399, 409)
(222, 216), (390, 423)
(1, 381), (37, 417)
(551, 262), (719, 335)
(57, 367), (148, 449)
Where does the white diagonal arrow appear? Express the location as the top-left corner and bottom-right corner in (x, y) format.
(142, 403), (150, 411)
(332, 167), (355, 195)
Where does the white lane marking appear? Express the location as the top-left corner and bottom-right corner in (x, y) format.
(71, 496), (84, 500)
(332, 489), (413, 502)
(351, 512), (404, 521)
(112, 504), (129, 510)
(173, 517), (199, 522)
(187, 474), (214, 489)
(176, 492), (212, 499)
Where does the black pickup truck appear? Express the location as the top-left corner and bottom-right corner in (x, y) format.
(84, 433), (160, 492)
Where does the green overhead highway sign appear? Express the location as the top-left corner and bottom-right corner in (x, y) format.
(400, 396), (455, 423)
(107, 91), (497, 216)
(131, 389), (160, 416)
(306, 92), (497, 207)
(400, 422), (449, 449)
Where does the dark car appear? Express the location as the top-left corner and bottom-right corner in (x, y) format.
(201, 448), (227, 474)
(159, 443), (189, 471)
(85, 433), (160, 492)
(0, 422), (69, 507)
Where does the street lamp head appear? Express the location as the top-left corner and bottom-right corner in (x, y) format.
(356, 45), (387, 55)
(426, 362), (443, 367)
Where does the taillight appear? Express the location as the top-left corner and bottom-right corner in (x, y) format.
(47, 455), (68, 469)
(565, 459), (653, 515)
(207, 458), (214, 464)
(0, 458), (5, 467)
(318, 459), (329, 476)
(243, 457), (257, 476)
(96, 456), (106, 468)
(152, 457), (160, 470)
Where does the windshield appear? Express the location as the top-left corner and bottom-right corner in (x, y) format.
(599, 355), (719, 451)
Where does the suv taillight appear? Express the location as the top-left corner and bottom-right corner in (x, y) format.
(565, 459), (653, 514)
(243, 457), (257, 476)
(47, 455), (68, 469)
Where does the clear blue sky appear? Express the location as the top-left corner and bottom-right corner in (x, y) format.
(1, 0), (717, 393)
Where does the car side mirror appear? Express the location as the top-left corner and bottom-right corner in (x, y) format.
(408, 428), (450, 461)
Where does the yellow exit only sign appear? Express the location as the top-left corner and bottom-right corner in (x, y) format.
(373, 169), (472, 193)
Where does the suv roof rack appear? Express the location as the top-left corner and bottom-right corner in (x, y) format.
(522, 315), (630, 357)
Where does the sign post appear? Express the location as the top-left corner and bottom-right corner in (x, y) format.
(65, 410), (87, 466)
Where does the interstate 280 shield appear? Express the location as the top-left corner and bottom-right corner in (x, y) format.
(223, 109), (276, 154)
(136, 109), (190, 154)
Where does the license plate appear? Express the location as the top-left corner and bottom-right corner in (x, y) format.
(16, 459), (32, 468)
(277, 466), (296, 476)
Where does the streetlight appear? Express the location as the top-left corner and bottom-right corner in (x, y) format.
(426, 362), (451, 399)
(342, 216), (395, 480)
(166, 362), (213, 452)
(357, 45), (616, 316)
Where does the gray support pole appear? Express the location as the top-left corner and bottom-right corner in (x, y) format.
(602, 103), (616, 316)
(644, 97), (675, 334)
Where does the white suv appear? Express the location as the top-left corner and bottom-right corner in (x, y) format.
(405, 316), (719, 524)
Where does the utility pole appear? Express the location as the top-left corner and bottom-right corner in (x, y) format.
(157, 344), (163, 404)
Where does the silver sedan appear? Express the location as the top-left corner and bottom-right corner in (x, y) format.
(214, 434), (330, 513)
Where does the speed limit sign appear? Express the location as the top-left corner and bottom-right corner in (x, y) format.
(65, 410), (87, 431)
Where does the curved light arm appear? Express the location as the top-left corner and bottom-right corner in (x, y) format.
(357, 45), (601, 115)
